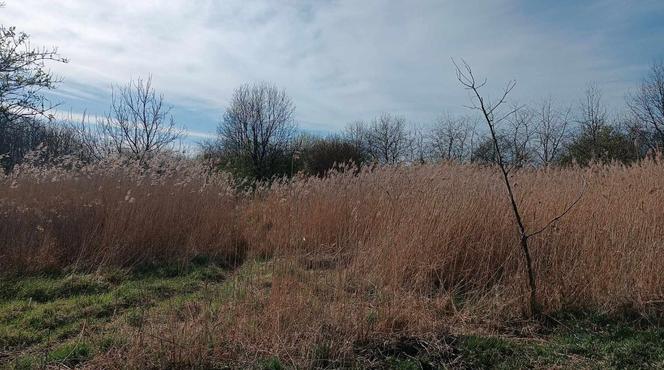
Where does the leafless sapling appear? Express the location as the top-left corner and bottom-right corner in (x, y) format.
(453, 59), (584, 317)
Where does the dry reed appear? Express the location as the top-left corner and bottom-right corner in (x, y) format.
(2, 156), (663, 367)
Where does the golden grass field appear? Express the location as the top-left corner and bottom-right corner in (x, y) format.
(1, 158), (663, 368)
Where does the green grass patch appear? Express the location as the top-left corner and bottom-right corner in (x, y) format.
(47, 341), (92, 367)
(454, 312), (664, 369)
(0, 274), (110, 303)
(0, 261), (232, 368)
(548, 311), (664, 369)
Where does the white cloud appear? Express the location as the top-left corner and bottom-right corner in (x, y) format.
(2, 0), (662, 134)
(51, 110), (216, 143)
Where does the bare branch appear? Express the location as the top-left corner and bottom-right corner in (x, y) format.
(527, 177), (586, 239)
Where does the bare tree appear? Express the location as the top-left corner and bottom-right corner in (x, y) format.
(578, 82), (607, 146)
(216, 82), (296, 180)
(506, 105), (536, 167)
(64, 111), (115, 162)
(470, 107), (534, 169)
(365, 113), (411, 165)
(471, 133), (511, 165)
(620, 114), (650, 159)
(454, 59), (584, 317)
(627, 61), (664, 152)
(344, 120), (369, 155)
(409, 122), (429, 164)
(98, 76), (181, 162)
(567, 82), (622, 163)
(0, 116), (85, 171)
(532, 98), (570, 165)
(430, 114), (478, 161)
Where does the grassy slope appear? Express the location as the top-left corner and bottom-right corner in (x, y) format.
(1, 260), (662, 369)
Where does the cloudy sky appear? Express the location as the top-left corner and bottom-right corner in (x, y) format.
(2, 0), (663, 140)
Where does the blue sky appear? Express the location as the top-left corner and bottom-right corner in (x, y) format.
(2, 0), (663, 144)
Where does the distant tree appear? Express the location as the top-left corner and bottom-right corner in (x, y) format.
(470, 107), (534, 169)
(0, 24), (67, 122)
(620, 114), (651, 159)
(470, 134), (530, 168)
(344, 120), (369, 156)
(559, 82), (639, 166)
(560, 125), (638, 166)
(532, 98), (570, 165)
(0, 7), (68, 171)
(302, 136), (364, 177)
(576, 82), (608, 159)
(97, 76), (181, 162)
(471, 134), (512, 165)
(0, 116), (85, 171)
(364, 113), (411, 165)
(40, 122), (85, 161)
(408, 122), (429, 164)
(506, 105), (536, 167)
(63, 112), (109, 162)
(627, 61), (664, 152)
(215, 82), (296, 180)
(430, 115), (477, 162)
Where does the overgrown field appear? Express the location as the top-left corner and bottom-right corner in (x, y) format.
(1, 158), (663, 368)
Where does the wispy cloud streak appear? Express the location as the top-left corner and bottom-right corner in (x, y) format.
(2, 0), (663, 135)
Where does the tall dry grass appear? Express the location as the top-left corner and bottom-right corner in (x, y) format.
(2, 157), (663, 309)
(0, 155), (245, 274)
(2, 156), (663, 366)
(243, 162), (663, 312)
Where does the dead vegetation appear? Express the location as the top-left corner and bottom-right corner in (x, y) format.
(1, 156), (663, 367)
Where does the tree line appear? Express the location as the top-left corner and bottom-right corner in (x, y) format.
(2, 9), (664, 179)
(203, 68), (663, 181)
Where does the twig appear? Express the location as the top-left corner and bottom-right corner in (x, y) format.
(527, 177), (587, 239)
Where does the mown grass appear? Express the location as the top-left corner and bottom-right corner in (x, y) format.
(1, 259), (662, 369)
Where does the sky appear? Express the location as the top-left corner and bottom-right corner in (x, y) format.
(2, 0), (664, 144)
